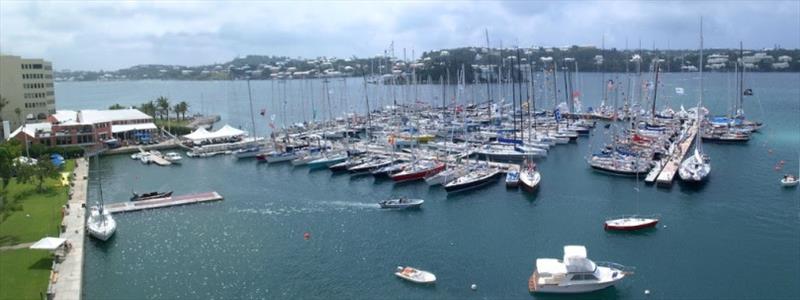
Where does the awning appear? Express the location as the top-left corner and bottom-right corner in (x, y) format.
(111, 123), (157, 133)
(30, 237), (67, 250)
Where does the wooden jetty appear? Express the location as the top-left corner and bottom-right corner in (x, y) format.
(104, 191), (223, 214)
(656, 123), (698, 186)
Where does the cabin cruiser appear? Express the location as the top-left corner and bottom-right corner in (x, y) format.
(529, 245), (629, 293)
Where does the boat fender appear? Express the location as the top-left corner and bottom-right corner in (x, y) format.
(471, 284), (477, 291)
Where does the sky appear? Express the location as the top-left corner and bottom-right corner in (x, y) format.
(1, 0), (798, 71)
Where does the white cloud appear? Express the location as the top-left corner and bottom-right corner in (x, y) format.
(1, 0), (797, 70)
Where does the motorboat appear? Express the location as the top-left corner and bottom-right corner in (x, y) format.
(130, 191), (173, 202)
(163, 152), (182, 163)
(506, 170), (520, 188)
(782, 174), (799, 187)
(130, 152), (142, 160)
(378, 197), (424, 209)
(604, 215), (659, 231)
(87, 206), (116, 241)
(394, 266), (436, 284)
(391, 160), (445, 182)
(528, 245), (630, 293)
(443, 166), (500, 193)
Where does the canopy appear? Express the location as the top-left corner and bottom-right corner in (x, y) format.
(30, 237), (67, 250)
(563, 245), (596, 273)
(536, 258), (567, 275)
(182, 124), (246, 141)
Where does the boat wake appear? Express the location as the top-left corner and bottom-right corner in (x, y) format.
(321, 201), (380, 209)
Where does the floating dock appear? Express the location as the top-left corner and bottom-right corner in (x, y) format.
(104, 191), (223, 214)
(656, 123), (698, 186)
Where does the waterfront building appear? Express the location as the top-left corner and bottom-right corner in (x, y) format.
(0, 55), (57, 137)
(7, 109), (156, 147)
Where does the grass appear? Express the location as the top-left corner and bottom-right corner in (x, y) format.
(0, 160), (75, 246)
(0, 249), (53, 300)
(0, 160), (75, 300)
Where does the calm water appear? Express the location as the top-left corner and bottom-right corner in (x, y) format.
(60, 73), (799, 299)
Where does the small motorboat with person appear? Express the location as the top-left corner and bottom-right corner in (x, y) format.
(394, 266), (436, 284)
(780, 157), (799, 187)
(506, 169), (520, 188)
(378, 197), (424, 209)
(130, 191), (173, 201)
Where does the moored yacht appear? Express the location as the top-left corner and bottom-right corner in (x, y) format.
(528, 245), (630, 293)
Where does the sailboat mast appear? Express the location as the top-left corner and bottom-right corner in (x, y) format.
(697, 16), (705, 151)
(651, 60), (660, 118)
(246, 80), (257, 139)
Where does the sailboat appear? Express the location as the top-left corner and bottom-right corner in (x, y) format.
(519, 159), (541, 192)
(679, 18), (711, 183)
(605, 146), (659, 231)
(87, 154), (117, 241)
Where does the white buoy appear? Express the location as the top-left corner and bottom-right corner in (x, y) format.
(645, 289), (651, 295)
(471, 284), (477, 291)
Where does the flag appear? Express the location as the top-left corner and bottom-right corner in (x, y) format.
(743, 88), (753, 96)
(260, 108), (266, 116)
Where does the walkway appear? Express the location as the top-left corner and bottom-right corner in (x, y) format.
(50, 157), (88, 300)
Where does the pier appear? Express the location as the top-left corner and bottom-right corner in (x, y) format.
(655, 122), (698, 186)
(50, 158), (88, 300)
(104, 192), (224, 214)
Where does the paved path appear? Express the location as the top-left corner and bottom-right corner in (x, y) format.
(51, 157), (88, 300)
(0, 242), (34, 251)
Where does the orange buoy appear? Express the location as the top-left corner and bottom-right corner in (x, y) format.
(303, 232), (311, 240)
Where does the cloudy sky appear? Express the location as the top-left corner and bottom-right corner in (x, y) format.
(1, 1), (798, 71)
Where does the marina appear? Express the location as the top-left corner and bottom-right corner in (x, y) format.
(70, 71), (798, 300)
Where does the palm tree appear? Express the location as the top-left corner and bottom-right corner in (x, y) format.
(0, 95), (7, 123)
(14, 107), (21, 126)
(178, 101), (189, 120)
(156, 96), (170, 120)
(173, 104), (181, 120)
(139, 101), (156, 118)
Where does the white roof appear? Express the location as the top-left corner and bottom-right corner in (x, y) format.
(182, 124), (246, 141)
(563, 245), (596, 273)
(29, 237), (67, 250)
(52, 110), (80, 123)
(78, 109), (152, 124)
(536, 258), (567, 275)
(8, 122), (52, 139)
(111, 123), (157, 133)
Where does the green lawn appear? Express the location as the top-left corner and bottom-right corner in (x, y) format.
(0, 249), (53, 300)
(0, 160), (75, 300)
(0, 160), (75, 246)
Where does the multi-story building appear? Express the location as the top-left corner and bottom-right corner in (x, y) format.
(8, 109), (157, 148)
(0, 55), (57, 136)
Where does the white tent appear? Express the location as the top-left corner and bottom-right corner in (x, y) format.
(182, 127), (212, 141)
(211, 124), (246, 139)
(29, 237), (67, 250)
(182, 124), (246, 142)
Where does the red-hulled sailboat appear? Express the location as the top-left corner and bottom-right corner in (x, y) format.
(391, 160), (445, 183)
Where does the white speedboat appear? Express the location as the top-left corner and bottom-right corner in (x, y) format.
(394, 266), (436, 284)
(604, 215), (659, 231)
(529, 245), (629, 293)
(87, 206), (116, 241)
(378, 197), (424, 209)
(164, 152), (182, 163)
(130, 152), (142, 160)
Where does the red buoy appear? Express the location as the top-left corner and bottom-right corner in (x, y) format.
(303, 232), (311, 240)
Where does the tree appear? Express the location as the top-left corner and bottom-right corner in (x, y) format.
(0, 147), (11, 189)
(0, 95), (7, 123)
(14, 107), (21, 125)
(108, 103), (125, 110)
(174, 101), (189, 120)
(156, 96), (170, 120)
(16, 156), (59, 192)
(139, 101), (157, 117)
(173, 103), (181, 120)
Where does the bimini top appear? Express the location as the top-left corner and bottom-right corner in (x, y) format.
(563, 245), (596, 273)
(536, 258), (567, 276)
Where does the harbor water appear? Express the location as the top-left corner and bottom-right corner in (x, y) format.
(57, 72), (799, 299)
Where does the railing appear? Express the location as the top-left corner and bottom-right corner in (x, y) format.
(604, 214), (662, 222)
(596, 261), (636, 275)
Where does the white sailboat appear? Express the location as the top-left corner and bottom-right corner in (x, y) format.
(87, 155), (116, 241)
(680, 18), (711, 183)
